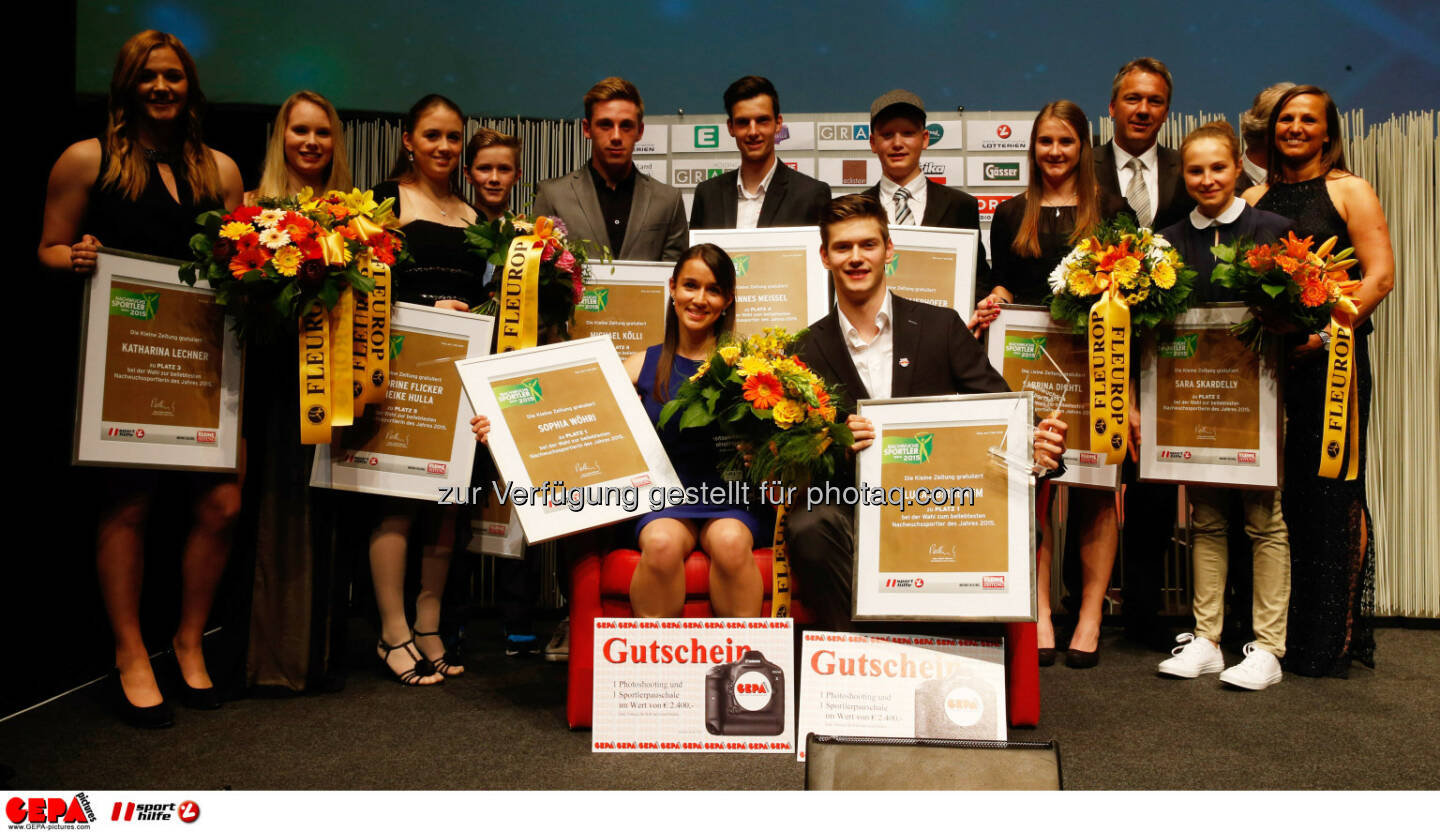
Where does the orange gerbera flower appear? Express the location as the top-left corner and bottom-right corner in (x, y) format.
(228, 245), (270, 278)
(1300, 280), (1330, 308)
(742, 373), (784, 409)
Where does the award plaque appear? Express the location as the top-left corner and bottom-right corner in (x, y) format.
(984, 305), (1121, 489)
(73, 249), (243, 471)
(688, 227), (828, 336)
(310, 303), (494, 501)
(1139, 305), (1281, 488)
(569, 260), (672, 361)
(456, 336), (683, 542)
(852, 393), (1036, 621)
(885, 225), (980, 315)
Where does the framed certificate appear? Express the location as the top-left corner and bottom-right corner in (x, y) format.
(456, 336), (683, 543)
(885, 225), (979, 316)
(852, 393), (1036, 621)
(984, 305), (1121, 489)
(570, 260), (672, 361)
(687, 227), (828, 336)
(1139, 305), (1282, 488)
(310, 303), (494, 501)
(73, 249), (243, 471)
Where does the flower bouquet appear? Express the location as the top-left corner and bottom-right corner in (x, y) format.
(465, 214), (592, 345)
(1211, 232), (1358, 352)
(181, 188), (406, 338)
(658, 327), (854, 490)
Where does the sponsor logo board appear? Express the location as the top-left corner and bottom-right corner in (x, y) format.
(966, 156), (1030, 186)
(967, 119), (1033, 151)
(669, 123), (728, 153)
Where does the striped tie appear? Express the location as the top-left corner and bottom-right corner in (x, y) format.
(893, 186), (913, 225)
(1125, 157), (1152, 227)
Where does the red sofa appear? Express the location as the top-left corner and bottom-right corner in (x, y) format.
(567, 548), (1041, 729)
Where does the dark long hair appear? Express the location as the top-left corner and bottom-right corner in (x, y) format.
(388, 93), (466, 192)
(1265, 85), (1348, 184)
(1014, 100), (1100, 257)
(653, 244), (737, 404)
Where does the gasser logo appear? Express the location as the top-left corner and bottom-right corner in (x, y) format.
(881, 433), (934, 464)
(109, 288), (160, 321)
(694, 125), (720, 149)
(495, 378), (543, 408)
(982, 162), (1020, 181)
(1004, 334), (1047, 360)
(6, 794), (96, 826)
(673, 167), (726, 186)
(578, 287), (609, 312)
(733, 255), (751, 277)
(818, 123), (870, 142)
(1157, 333), (1199, 360)
(926, 123), (944, 143)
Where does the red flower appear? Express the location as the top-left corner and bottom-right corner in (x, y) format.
(542, 237), (559, 262)
(228, 245), (270, 279)
(366, 234), (397, 266)
(742, 373), (784, 409)
(298, 258), (327, 287)
(228, 205), (262, 224)
(1244, 244), (1275, 272)
(282, 213), (316, 242)
(297, 236), (323, 262)
(572, 273), (584, 304)
(211, 238), (236, 261)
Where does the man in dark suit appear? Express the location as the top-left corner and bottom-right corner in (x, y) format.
(533, 77), (688, 262)
(690, 76), (831, 229)
(860, 89), (990, 289)
(787, 195), (1068, 632)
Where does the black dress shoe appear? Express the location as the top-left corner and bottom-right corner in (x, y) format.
(1065, 648), (1100, 669)
(177, 676), (222, 710)
(109, 670), (174, 729)
(1037, 648), (1057, 667)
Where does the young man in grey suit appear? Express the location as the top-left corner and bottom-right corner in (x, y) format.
(860, 89), (990, 289)
(533, 77), (688, 262)
(690, 76), (832, 229)
(787, 195), (1068, 633)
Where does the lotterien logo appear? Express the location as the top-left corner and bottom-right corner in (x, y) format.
(1004, 335), (1047, 360)
(885, 253), (900, 277)
(578, 287), (609, 312)
(389, 334), (406, 359)
(983, 163), (1020, 181)
(733, 255), (751, 277)
(1158, 333), (1199, 359)
(694, 125), (720, 149)
(882, 433), (934, 464)
(495, 378), (543, 408)
(110, 288), (160, 320)
(926, 123), (944, 143)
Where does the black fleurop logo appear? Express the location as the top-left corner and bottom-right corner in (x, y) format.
(307, 405), (327, 424)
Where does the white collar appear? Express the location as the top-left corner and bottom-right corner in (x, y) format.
(1112, 140), (1159, 173)
(840, 290), (893, 346)
(1242, 155), (1267, 187)
(737, 158), (779, 200)
(1189, 196), (1247, 229)
(879, 170), (926, 200)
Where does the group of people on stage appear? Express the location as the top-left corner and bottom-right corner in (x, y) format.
(42, 30), (1394, 728)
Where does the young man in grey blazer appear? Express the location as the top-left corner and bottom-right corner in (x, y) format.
(861, 89), (990, 289)
(690, 76), (832, 229)
(532, 77), (688, 262)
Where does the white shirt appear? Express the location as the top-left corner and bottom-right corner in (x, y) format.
(840, 291), (894, 399)
(1242, 155), (1267, 189)
(1112, 141), (1160, 222)
(1189, 196), (1246, 229)
(878, 171), (928, 226)
(735, 159), (778, 230)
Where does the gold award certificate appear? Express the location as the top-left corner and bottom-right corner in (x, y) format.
(571, 283), (667, 361)
(339, 328), (469, 473)
(877, 424), (1010, 574)
(102, 280), (226, 435)
(730, 248), (811, 334)
(492, 362), (649, 488)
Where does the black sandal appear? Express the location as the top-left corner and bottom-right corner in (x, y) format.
(376, 638), (439, 685)
(412, 629), (464, 677)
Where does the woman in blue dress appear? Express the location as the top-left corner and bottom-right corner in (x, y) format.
(472, 244), (762, 617)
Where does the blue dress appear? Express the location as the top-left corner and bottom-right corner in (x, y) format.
(633, 345), (763, 544)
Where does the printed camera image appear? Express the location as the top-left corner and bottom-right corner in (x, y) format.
(705, 650), (786, 736)
(913, 669), (998, 740)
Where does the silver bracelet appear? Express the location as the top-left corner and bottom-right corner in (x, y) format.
(1318, 330), (1332, 351)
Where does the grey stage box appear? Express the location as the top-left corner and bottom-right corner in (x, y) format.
(805, 735), (1062, 790)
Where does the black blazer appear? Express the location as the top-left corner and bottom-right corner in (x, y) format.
(798, 293), (1008, 416)
(1159, 204), (1293, 304)
(1093, 141), (1195, 231)
(861, 178), (991, 288)
(690, 161), (832, 229)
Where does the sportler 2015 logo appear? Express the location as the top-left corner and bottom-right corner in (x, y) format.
(495, 378), (543, 408)
(881, 433), (934, 464)
(578, 287), (610, 312)
(109, 288), (160, 321)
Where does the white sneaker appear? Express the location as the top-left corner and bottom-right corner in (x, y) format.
(1156, 633), (1225, 678)
(1219, 642), (1283, 690)
(544, 618), (570, 663)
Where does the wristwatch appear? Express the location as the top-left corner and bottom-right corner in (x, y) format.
(1317, 330), (1332, 351)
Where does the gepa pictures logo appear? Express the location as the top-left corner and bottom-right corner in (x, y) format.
(6, 794), (96, 826)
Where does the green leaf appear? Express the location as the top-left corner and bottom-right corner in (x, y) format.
(1261, 283), (1286, 298)
(658, 399), (682, 428)
(679, 401), (714, 430)
(1210, 242), (1236, 264)
(178, 264), (197, 286)
(1211, 263), (1234, 287)
(317, 281), (341, 309)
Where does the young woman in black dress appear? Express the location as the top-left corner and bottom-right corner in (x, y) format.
(1243, 86), (1395, 678)
(38, 30), (245, 726)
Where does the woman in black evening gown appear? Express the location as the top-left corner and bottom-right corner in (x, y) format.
(1244, 85), (1395, 678)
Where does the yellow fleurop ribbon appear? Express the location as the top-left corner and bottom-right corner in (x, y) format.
(1088, 283), (1130, 464)
(299, 302), (333, 444)
(771, 502), (791, 618)
(1318, 283), (1363, 480)
(329, 288), (355, 428)
(361, 256), (392, 407)
(496, 227), (545, 353)
(351, 285), (371, 417)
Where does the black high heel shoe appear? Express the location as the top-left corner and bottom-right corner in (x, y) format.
(108, 670), (174, 729)
(376, 638), (440, 685)
(1065, 647), (1100, 669)
(412, 629), (464, 677)
(1037, 648), (1058, 667)
(176, 676), (222, 710)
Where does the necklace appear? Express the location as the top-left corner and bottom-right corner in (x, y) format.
(412, 183), (457, 219)
(142, 146), (179, 165)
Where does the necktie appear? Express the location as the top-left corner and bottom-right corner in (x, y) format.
(1125, 157), (1152, 228)
(893, 186), (913, 225)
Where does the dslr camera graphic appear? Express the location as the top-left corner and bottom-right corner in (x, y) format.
(704, 650), (785, 736)
(913, 669), (998, 739)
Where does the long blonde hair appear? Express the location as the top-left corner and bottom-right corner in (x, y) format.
(254, 91), (351, 201)
(1012, 100), (1100, 257)
(102, 30), (222, 203)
